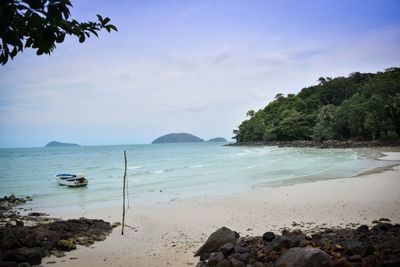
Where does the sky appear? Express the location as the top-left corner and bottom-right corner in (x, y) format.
(1, 0), (400, 148)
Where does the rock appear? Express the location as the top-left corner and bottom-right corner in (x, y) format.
(267, 235), (304, 252)
(234, 245), (249, 253)
(262, 231), (276, 242)
(239, 252), (251, 263)
(292, 229), (304, 236)
(347, 254), (362, 262)
(194, 227), (239, 257)
(356, 225), (369, 234)
(0, 261), (18, 267)
(339, 240), (363, 255)
(372, 222), (393, 232)
(15, 221), (23, 227)
(359, 244), (377, 257)
(381, 258), (400, 266)
(208, 252), (225, 266)
(111, 222), (121, 228)
(267, 236), (290, 251)
(199, 254), (210, 261)
(216, 259), (231, 267)
(27, 212), (47, 217)
(57, 239), (76, 251)
(218, 242), (234, 256)
(0, 232), (21, 249)
(230, 257), (246, 267)
(196, 261), (207, 267)
(379, 218), (391, 222)
(15, 247), (45, 265)
(281, 229), (291, 236)
(252, 262), (264, 267)
(275, 247), (333, 267)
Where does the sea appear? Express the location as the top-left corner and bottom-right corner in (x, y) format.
(0, 142), (391, 212)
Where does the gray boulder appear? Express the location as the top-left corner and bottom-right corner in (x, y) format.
(274, 247), (333, 267)
(262, 231), (276, 242)
(194, 227), (239, 257)
(267, 235), (304, 252)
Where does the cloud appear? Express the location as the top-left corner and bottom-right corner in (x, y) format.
(211, 52), (233, 65)
(256, 53), (292, 66)
(1, 2), (399, 147)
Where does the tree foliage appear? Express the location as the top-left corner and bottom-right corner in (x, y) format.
(233, 68), (400, 142)
(0, 0), (117, 64)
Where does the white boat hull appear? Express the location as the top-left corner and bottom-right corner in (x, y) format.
(55, 174), (88, 187)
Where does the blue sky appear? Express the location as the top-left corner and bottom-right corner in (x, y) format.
(1, 0), (400, 148)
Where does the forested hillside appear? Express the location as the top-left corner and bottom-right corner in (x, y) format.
(233, 68), (400, 142)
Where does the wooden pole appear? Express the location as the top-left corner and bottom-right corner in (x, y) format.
(126, 160), (130, 209)
(121, 150), (127, 235)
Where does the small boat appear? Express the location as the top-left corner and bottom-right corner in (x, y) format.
(55, 173), (88, 187)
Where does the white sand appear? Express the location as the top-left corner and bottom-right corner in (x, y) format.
(45, 151), (400, 267)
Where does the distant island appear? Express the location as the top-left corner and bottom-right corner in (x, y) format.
(152, 133), (204, 144)
(207, 137), (227, 142)
(45, 141), (80, 147)
(233, 68), (400, 144)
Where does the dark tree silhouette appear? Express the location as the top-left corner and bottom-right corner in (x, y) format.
(0, 0), (117, 64)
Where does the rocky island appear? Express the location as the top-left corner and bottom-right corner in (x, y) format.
(45, 141), (80, 147)
(152, 133), (204, 144)
(207, 137), (227, 142)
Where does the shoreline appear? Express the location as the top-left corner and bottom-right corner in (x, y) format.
(227, 139), (400, 149)
(38, 150), (400, 266)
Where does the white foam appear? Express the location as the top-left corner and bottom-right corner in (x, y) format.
(128, 166), (143, 170)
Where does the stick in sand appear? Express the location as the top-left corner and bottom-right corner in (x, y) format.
(121, 150), (127, 235)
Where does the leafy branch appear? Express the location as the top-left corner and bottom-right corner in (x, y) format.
(0, 0), (117, 64)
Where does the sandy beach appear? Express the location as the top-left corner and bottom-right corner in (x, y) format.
(38, 151), (400, 266)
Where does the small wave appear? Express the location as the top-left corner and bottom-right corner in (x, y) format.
(105, 167), (121, 171)
(190, 165), (204, 168)
(128, 165), (143, 170)
(150, 170), (164, 174)
(244, 165), (256, 169)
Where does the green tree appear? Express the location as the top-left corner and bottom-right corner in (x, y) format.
(233, 68), (400, 143)
(0, 0), (117, 64)
(312, 104), (336, 141)
(386, 93), (400, 136)
(363, 112), (379, 140)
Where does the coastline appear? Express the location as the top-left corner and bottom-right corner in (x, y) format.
(227, 139), (400, 149)
(41, 150), (400, 266)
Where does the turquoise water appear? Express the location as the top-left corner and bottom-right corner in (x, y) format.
(0, 143), (388, 210)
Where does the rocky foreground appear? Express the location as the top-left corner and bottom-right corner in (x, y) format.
(195, 219), (400, 267)
(0, 195), (116, 266)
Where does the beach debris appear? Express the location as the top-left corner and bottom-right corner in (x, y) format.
(194, 227), (239, 258)
(195, 219), (400, 266)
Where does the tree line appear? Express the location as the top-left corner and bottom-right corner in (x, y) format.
(233, 68), (400, 143)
